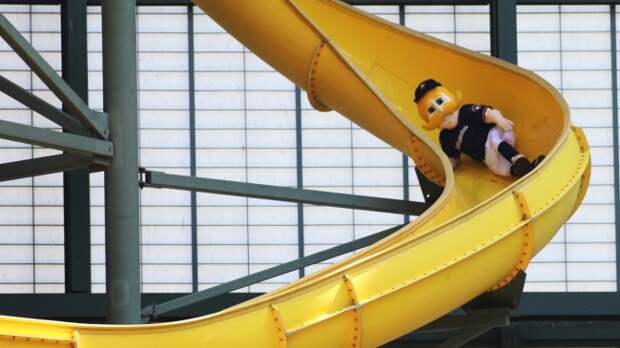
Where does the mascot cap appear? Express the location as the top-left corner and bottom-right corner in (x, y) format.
(414, 79), (442, 103)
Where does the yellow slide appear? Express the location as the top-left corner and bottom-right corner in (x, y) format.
(0, 1), (591, 347)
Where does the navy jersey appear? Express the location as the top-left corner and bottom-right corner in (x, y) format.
(439, 104), (494, 162)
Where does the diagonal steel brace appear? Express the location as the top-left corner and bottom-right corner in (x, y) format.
(0, 13), (109, 139)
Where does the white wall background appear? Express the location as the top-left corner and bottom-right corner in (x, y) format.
(0, 5), (64, 294)
(0, 3), (615, 294)
(517, 4), (616, 292)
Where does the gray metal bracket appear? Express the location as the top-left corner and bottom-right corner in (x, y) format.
(407, 272), (526, 347)
(463, 271), (526, 312)
(421, 308), (511, 334)
(415, 167), (443, 204)
(435, 311), (510, 348)
(0, 13), (110, 139)
(410, 308), (511, 348)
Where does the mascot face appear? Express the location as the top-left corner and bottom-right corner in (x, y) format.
(417, 86), (462, 130)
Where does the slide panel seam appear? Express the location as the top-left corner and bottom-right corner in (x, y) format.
(569, 126), (592, 216)
(0, 333), (74, 346)
(572, 126), (589, 154)
(529, 141), (589, 219)
(286, 304), (360, 337)
(408, 137), (446, 186)
(270, 305), (288, 348)
(72, 331), (80, 348)
(490, 191), (534, 291)
(306, 41), (332, 112)
(343, 274), (362, 348)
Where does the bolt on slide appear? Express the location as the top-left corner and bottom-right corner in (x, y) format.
(0, 0), (590, 347)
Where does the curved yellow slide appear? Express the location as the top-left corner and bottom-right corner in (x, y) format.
(0, 1), (591, 347)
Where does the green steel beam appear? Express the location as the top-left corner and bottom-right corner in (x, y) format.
(0, 0), (59, 2)
(142, 224), (405, 320)
(0, 119), (113, 157)
(509, 320), (620, 341)
(0, 13), (109, 139)
(142, 171), (428, 215)
(517, 292), (620, 316)
(0, 75), (85, 134)
(102, 0), (141, 324)
(399, 4), (411, 225)
(490, 0), (518, 64)
(0, 293), (260, 321)
(610, 4), (620, 296)
(187, 4), (199, 294)
(295, 86), (306, 278)
(0, 153), (106, 182)
(62, 0), (92, 295)
(400, 319), (620, 346)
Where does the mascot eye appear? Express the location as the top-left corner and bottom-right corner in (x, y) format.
(427, 105), (436, 114)
(436, 97), (444, 105)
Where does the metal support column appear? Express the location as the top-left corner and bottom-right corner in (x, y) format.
(399, 4), (411, 224)
(295, 86), (305, 277)
(102, 0), (141, 324)
(610, 4), (620, 293)
(61, 0), (91, 294)
(187, 4), (199, 294)
(490, 0), (518, 64)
